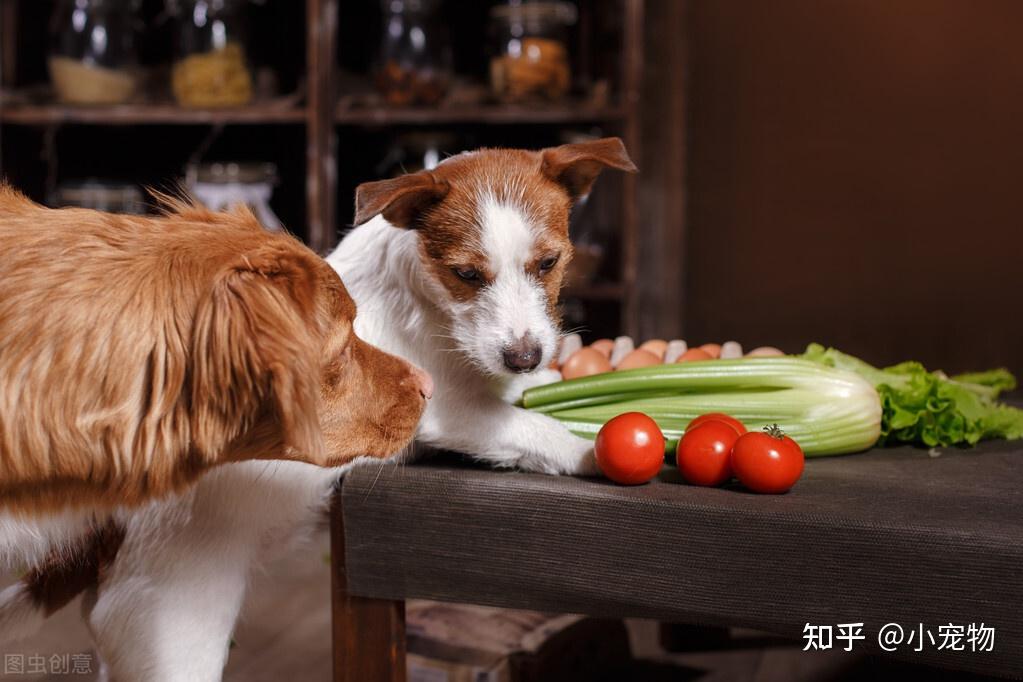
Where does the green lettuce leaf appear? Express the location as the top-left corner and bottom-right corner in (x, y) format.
(802, 344), (1023, 447)
(948, 368), (1017, 400)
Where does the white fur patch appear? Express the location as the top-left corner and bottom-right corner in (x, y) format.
(459, 196), (557, 375)
(479, 199), (534, 280)
(0, 584), (46, 644)
(0, 508), (95, 571)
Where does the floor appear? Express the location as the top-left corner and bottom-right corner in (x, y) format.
(0, 532), (994, 681)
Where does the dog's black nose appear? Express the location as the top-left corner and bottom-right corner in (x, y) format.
(503, 336), (542, 373)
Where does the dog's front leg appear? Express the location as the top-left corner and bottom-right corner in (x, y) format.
(418, 393), (598, 476)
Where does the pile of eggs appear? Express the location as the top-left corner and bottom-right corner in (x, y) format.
(555, 336), (785, 380)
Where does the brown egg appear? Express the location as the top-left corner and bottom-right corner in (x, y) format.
(616, 348), (662, 371)
(590, 339), (614, 358)
(747, 346), (785, 357)
(561, 347), (613, 379)
(699, 343), (722, 358)
(638, 339), (668, 360)
(677, 348), (714, 362)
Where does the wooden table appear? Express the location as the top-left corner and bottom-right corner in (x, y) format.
(330, 440), (1023, 681)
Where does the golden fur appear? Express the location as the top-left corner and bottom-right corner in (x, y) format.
(0, 187), (427, 514)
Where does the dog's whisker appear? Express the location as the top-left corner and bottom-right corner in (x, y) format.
(362, 455), (388, 502)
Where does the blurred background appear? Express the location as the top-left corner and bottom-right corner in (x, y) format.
(2, 3), (1021, 680)
(1, 0), (1020, 374)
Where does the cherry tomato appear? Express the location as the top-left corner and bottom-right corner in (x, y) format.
(686, 412), (748, 436)
(594, 412), (665, 485)
(731, 425), (805, 494)
(676, 421), (740, 486)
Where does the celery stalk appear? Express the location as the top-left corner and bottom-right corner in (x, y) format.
(523, 358), (882, 457)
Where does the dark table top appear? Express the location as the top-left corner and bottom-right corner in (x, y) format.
(339, 439), (1023, 678)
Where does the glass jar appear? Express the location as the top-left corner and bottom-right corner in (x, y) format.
(186, 162), (283, 231)
(489, 1), (576, 103)
(52, 180), (146, 214)
(374, 0), (452, 107)
(48, 0), (140, 105)
(171, 0), (253, 108)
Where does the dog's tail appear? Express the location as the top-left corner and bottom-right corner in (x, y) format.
(0, 520), (124, 644)
(0, 582), (47, 643)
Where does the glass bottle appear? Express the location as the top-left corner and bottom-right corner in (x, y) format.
(374, 0), (452, 107)
(48, 0), (140, 105)
(489, 1), (576, 102)
(171, 0), (254, 107)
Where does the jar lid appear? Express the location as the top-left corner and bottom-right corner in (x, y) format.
(490, 1), (578, 27)
(188, 162), (278, 185)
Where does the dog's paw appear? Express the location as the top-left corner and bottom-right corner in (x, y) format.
(568, 442), (600, 477)
(516, 438), (599, 477)
(498, 368), (564, 404)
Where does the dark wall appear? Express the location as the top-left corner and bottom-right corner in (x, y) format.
(683, 0), (1023, 377)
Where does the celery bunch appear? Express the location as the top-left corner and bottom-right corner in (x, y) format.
(522, 357), (883, 456)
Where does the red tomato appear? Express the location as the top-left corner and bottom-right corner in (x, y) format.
(731, 425), (805, 494)
(594, 412), (665, 485)
(676, 421), (740, 486)
(686, 412), (748, 436)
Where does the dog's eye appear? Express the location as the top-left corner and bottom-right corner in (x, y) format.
(453, 267), (481, 282)
(538, 256), (559, 273)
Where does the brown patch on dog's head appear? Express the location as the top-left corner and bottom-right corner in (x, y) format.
(539, 136), (637, 200)
(351, 138), (636, 376)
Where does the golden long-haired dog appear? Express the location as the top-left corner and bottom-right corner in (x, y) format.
(0, 186), (430, 523)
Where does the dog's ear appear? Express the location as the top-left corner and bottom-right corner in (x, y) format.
(540, 137), (638, 201)
(354, 171), (450, 227)
(191, 246), (326, 464)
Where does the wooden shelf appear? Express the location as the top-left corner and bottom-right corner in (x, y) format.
(0, 0), (645, 336)
(335, 103), (625, 126)
(0, 102), (307, 126)
(563, 283), (626, 301)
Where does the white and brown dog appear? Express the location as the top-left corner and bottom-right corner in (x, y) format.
(0, 138), (636, 681)
(336, 137), (636, 474)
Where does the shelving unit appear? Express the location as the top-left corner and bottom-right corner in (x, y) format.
(334, 103), (625, 126)
(0, 0), (644, 336)
(0, 102), (306, 125)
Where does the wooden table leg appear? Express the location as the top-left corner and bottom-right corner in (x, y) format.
(330, 491), (407, 682)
